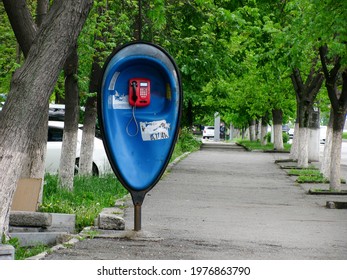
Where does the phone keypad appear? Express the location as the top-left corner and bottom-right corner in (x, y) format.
(140, 88), (147, 98)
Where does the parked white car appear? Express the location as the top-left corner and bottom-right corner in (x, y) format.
(203, 126), (215, 139)
(46, 121), (112, 176)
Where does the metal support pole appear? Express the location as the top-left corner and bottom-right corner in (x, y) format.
(134, 204), (142, 231)
(214, 112), (220, 141)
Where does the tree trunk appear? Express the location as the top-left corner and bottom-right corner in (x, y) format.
(79, 96), (97, 175)
(249, 119), (256, 141)
(297, 127), (309, 168)
(308, 108), (320, 162)
(319, 45), (346, 191)
(0, 0), (93, 240)
(272, 109), (283, 150)
(260, 117), (268, 145)
(36, 0), (49, 27)
(290, 122), (299, 160)
(297, 99), (310, 167)
(290, 66), (324, 168)
(20, 107), (48, 198)
(58, 47), (80, 190)
(79, 3), (106, 175)
(241, 128), (245, 139)
(4, 0), (50, 204)
(329, 112), (344, 191)
(255, 120), (260, 141)
(321, 109), (333, 178)
(2, 0), (37, 58)
(326, 72), (347, 191)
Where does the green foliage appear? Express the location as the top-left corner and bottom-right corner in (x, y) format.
(0, 3), (19, 93)
(6, 238), (50, 260)
(77, 0), (135, 104)
(39, 174), (128, 232)
(282, 132), (289, 144)
(266, 132), (271, 143)
(1, 0), (344, 129)
(265, 132), (289, 144)
(170, 127), (201, 162)
(178, 127), (201, 152)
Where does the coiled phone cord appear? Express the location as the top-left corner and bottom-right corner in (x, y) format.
(126, 105), (139, 137)
(126, 81), (140, 136)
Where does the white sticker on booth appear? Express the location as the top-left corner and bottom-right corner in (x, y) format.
(140, 120), (170, 141)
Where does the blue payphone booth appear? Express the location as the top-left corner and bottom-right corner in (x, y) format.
(98, 42), (182, 230)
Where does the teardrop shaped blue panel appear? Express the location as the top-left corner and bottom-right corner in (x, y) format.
(98, 42), (182, 192)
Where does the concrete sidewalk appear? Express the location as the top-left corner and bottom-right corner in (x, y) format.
(42, 143), (347, 260)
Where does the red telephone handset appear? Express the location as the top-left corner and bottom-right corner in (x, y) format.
(128, 78), (151, 107)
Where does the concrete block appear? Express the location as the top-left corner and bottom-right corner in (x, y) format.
(326, 201), (347, 209)
(9, 226), (43, 233)
(46, 213), (76, 233)
(10, 211), (52, 227)
(102, 207), (124, 216)
(0, 244), (15, 260)
(98, 213), (125, 230)
(10, 232), (69, 247)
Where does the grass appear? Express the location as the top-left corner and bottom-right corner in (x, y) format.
(9, 128), (201, 259)
(287, 169), (321, 176)
(286, 167), (328, 183)
(236, 139), (291, 152)
(296, 174), (328, 183)
(288, 168), (346, 184)
(6, 238), (50, 260)
(39, 174), (128, 232)
(343, 132), (347, 139)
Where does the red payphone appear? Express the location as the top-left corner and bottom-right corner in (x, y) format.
(128, 78), (151, 107)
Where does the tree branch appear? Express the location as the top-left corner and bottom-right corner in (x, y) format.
(291, 68), (304, 98)
(307, 72), (324, 101)
(339, 69), (347, 111)
(2, 0), (37, 57)
(304, 56), (319, 89)
(319, 44), (340, 111)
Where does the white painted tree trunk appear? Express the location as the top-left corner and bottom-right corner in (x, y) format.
(249, 122), (256, 141)
(321, 109), (334, 179)
(79, 99), (97, 176)
(58, 49), (79, 190)
(273, 124), (284, 150)
(289, 122), (299, 160)
(58, 130), (78, 190)
(308, 127), (320, 162)
(255, 120), (260, 141)
(321, 125), (333, 179)
(297, 127), (309, 168)
(0, 0), (93, 239)
(260, 122), (268, 145)
(329, 129), (343, 191)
